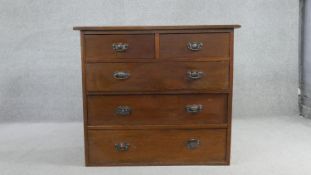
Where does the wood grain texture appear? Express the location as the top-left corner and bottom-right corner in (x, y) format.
(84, 34), (154, 60)
(87, 124), (228, 130)
(86, 61), (229, 92)
(160, 33), (230, 59)
(155, 33), (160, 59)
(74, 25), (240, 166)
(87, 129), (227, 166)
(225, 31), (234, 164)
(82, 29), (233, 35)
(79, 32), (89, 165)
(87, 94), (228, 126)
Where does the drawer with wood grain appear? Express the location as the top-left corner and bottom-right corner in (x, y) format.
(87, 128), (227, 166)
(86, 61), (229, 92)
(160, 33), (230, 59)
(87, 94), (228, 126)
(84, 34), (155, 61)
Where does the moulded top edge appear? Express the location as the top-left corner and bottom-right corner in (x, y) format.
(73, 25), (241, 31)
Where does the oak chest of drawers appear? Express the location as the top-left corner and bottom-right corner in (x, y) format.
(74, 25), (240, 166)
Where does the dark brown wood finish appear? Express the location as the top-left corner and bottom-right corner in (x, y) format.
(84, 34), (154, 60)
(87, 124), (228, 130)
(82, 29), (234, 35)
(87, 94), (228, 126)
(160, 33), (230, 59)
(79, 32), (89, 164)
(88, 129), (227, 165)
(74, 25), (240, 166)
(86, 61), (229, 92)
(226, 31), (235, 164)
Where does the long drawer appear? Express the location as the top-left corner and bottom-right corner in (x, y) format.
(87, 94), (228, 126)
(87, 129), (227, 165)
(86, 61), (229, 92)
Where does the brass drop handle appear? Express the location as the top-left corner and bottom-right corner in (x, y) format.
(186, 139), (200, 150)
(112, 43), (128, 52)
(186, 104), (203, 113)
(115, 142), (129, 152)
(187, 41), (203, 51)
(187, 70), (204, 80)
(113, 71), (130, 80)
(116, 106), (131, 116)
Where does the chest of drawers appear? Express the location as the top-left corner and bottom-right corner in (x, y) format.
(74, 25), (240, 166)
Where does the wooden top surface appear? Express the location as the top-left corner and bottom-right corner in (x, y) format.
(73, 25), (241, 31)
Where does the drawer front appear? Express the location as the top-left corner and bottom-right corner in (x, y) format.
(86, 61), (229, 92)
(88, 129), (227, 165)
(87, 94), (227, 126)
(160, 33), (230, 59)
(84, 34), (155, 60)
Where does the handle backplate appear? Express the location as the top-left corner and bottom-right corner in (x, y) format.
(186, 104), (203, 113)
(115, 142), (129, 152)
(187, 42), (203, 51)
(116, 106), (132, 116)
(187, 70), (204, 80)
(112, 43), (128, 52)
(187, 139), (200, 150)
(113, 71), (130, 80)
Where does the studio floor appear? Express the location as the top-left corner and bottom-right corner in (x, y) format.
(1, 116), (311, 175)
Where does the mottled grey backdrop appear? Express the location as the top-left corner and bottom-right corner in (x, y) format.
(0, 0), (299, 122)
(301, 0), (311, 118)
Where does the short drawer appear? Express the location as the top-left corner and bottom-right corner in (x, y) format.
(84, 34), (155, 60)
(86, 61), (229, 92)
(160, 33), (230, 59)
(87, 129), (227, 165)
(87, 94), (228, 126)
